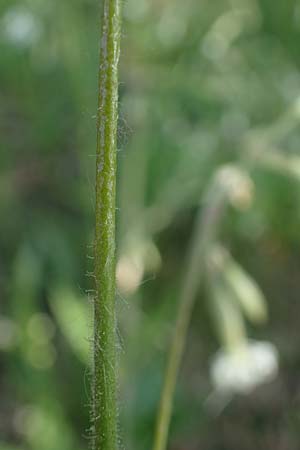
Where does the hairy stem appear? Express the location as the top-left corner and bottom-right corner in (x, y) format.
(152, 172), (229, 450)
(92, 1), (121, 450)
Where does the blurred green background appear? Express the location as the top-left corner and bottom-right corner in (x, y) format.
(1, 0), (300, 449)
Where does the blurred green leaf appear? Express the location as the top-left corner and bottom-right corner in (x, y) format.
(209, 274), (247, 350)
(222, 256), (268, 324)
(0, 444), (23, 450)
(49, 285), (89, 364)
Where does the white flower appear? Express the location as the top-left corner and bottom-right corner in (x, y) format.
(116, 237), (161, 295)
(2, 7), (41, 47)
(210, 340), (279, 395)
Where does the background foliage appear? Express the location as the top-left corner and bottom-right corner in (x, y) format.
(1, 0), (300, 449)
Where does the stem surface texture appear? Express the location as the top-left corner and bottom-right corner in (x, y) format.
(93, 1), (121, 450)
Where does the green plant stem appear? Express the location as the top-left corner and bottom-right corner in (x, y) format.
(93, 1), (121, 450)
(152, 173), (229, 450)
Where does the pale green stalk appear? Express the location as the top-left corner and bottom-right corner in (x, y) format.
(92, 1), (121, 449)
(152, 175), (228, 450)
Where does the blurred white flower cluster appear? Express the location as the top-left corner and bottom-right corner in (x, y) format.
(1, 7), (42, 47)
(116, 235), (161, 295)
(210, 340), (279, 395)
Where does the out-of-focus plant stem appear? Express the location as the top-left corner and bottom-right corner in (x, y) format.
(92, 1), (121, 450)
(152, 170), (231, 450)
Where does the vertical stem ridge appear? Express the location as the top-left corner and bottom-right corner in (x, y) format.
(93, 1), (121, 449)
